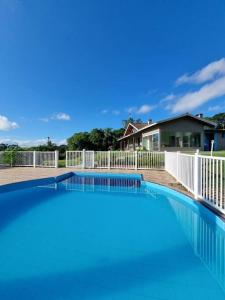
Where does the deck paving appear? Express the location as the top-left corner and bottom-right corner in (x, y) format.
(0, 167), (191, 197)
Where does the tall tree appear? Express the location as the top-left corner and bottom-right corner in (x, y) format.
(67, 132), (91, 150)
(207, 112), (225, 129)
(122, 118), (144, 128)
(102, 128), (113, 150)
(67, 127), (124, 150)
(89, 129), (105, 150)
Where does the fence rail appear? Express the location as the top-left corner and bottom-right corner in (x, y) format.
(66, 150), (164, 170)
(165, 151), (225, 214)
(0, 151), (58, 168)
(1, 148), (225, 215)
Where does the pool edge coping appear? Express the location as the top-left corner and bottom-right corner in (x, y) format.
(143, 180), (225, 231)
(0, 172), (74, 193)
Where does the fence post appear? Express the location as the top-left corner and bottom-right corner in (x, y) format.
(194, 149), (199, 199)
(108, 150), (111, 169)
(92, 151), (95, 168)
(33, 151), (36, 168)
(55, 150), (59, 168)
(135, 151), (138, 170)
(82, 149), (86, 169)
(176, 151), (180, 180)
(10, 151), (13, 167)
(164, 151), (167, 170)
(65, 151), (68, 168)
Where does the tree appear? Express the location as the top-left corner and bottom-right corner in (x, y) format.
(67, 132), (91, 150)
(58, 144), (67, 160)
(122, 118), (143, 128)
(67, 127), (124, 151)
(0, 143), (8, 151)
(89, 129), (105, 150)
(207, 112), (225, 129)
(110, 128), (124, 149)
(102, 128), (113, 150)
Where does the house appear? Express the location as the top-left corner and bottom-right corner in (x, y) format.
(119, 113), (225, 151)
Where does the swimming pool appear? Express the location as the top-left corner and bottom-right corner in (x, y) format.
(0, 172), (225, 300)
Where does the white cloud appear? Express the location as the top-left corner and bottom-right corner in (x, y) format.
(137, 104), (155, 114)
(162, 93), (176, 101)
(40, 112), (71, 122)
(0, 138), (67, 147)
(54, 112), (71, 121)
(176, 58), (225, 86)
(0, 138), (46, 147)
(112, 110), (120, 115)
(56, 139), (67, 145)
(39, 117), (49, 122)
(170, 76), (225, 113)
(101, 109), (108, 114)
(127, 107), (136, 114)
(0, 115), (18, 131)
(208, 105), (224, 112)
(127, 104), (156, 115)
(144, 89), (158, 97)
(101, 109), (120, 115)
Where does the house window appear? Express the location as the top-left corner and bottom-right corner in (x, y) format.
(142, 132), (159, 151)
(182, 135), (189, 147)
(152, 133), (159, 151)
(190, 133), (201, 147)
(161, 131), (201, 148)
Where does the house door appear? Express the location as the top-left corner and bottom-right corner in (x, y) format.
(204, 132), (214, 151)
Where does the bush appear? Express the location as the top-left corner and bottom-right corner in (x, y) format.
(3, 151), (18, 166)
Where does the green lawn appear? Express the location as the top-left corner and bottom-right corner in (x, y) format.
(58, 159), (66, 168)
(200, 151), (225, 157)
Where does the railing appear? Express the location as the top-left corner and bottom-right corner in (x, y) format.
(165, 151), (225, 214)
(199, 155), (225, 212)
(0, 151), (58, 168)
(169, 197), (225, 292)
(66, 150), (165, 170)
(35, 151), (58, 168)
(66, 151), (83, 168)
(13, 151), (34, 167)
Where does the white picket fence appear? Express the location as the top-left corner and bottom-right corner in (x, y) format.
(1, 148), (225, 215)
(169, 196), (225, 290)
(0, 151), (58, 168)
(165, 151), (225, 214)
(66, 150), (165, 170)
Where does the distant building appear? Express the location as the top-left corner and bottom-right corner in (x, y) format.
(119, 113), (225, 151)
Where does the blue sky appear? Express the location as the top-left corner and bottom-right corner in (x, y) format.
(1, 0), (225, 146)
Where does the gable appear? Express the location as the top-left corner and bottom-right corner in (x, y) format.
(123, 123), (138, 136)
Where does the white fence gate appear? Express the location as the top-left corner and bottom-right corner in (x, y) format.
(0, 151), (58, 168)
(66, 150), (165, 170)
(165, 151), (225, 214)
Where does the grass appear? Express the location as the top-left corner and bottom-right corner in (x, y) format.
(200, 151), (225, 157)
(58, 160), (66, 168)
(182, 150), (225, 157)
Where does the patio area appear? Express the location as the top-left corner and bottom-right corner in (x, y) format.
(0, 167), (190, 196)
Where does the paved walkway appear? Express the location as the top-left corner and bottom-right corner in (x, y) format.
(0, 167), (191, 196)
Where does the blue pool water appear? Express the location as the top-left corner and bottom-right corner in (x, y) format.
(0, 173), (225, 300)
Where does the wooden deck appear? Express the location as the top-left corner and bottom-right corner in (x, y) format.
(0, 167), (191, 196)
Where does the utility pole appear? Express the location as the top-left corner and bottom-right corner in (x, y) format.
(47, 136), (51, 146)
